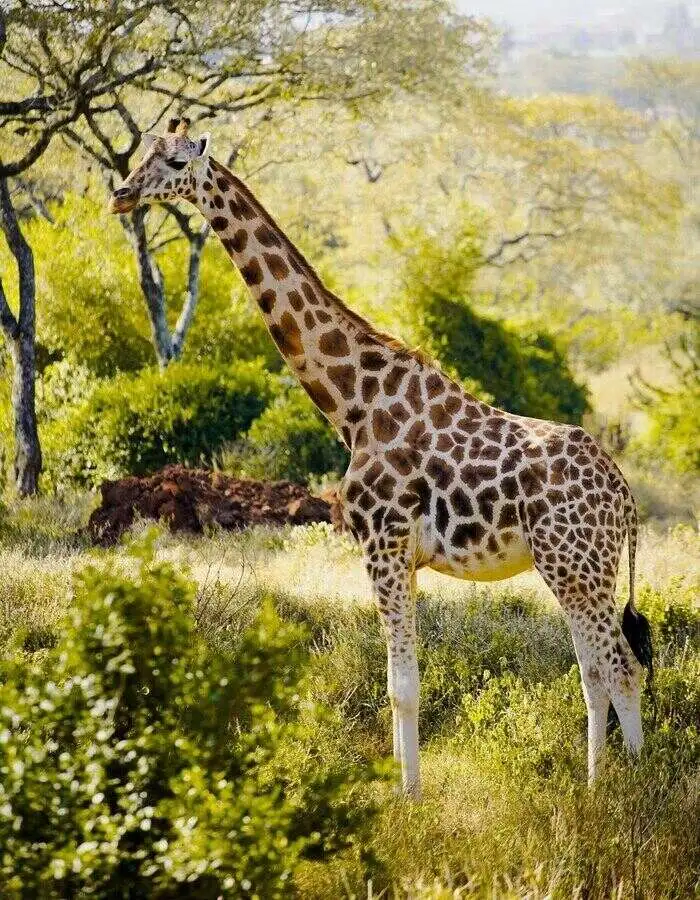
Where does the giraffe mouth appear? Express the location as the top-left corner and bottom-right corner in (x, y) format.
(108, 192), (138, 214)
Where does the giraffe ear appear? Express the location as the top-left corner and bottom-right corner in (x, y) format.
(141, 133), (159, 150)
(194, 132), (211, 159)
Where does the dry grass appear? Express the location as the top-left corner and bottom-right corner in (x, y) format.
(0, 491), (696, 644)
(154, 520), (699, 613)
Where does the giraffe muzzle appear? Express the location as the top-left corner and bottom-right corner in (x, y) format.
(108, 186), (139, 214)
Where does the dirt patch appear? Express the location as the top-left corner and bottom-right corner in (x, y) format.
(87, 464), (334, 546)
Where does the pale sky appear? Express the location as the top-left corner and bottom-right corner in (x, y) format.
(454, 0), (697, 31)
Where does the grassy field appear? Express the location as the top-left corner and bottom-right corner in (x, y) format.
(0, 493), (697, 897)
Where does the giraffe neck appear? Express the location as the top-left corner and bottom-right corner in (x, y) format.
(193, 156), (414, 448)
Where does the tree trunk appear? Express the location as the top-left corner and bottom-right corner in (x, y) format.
(0, 176), (42, 495)
(9, 331), (41, 494)
(172, 222), (209, 359)
(130, 207), (174, 367)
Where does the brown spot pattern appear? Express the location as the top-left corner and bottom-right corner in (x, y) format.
(264, 252), (290, 281)
(319, 329), (350, 357)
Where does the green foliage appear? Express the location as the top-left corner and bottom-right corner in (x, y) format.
(630, 316), (700, 475)
(164, 243), (284, 373)
(399, 221), (589, 423)
(38, 360), (97, 423)
(637, 385), (700, 474)
(0, 540), (382, 898)
(564, 307), (666, 372)
(42, 361), (274, 488)
(222, 387), (348, 483)
(635, 574), (700, 657)
(27, 196), (154, 376)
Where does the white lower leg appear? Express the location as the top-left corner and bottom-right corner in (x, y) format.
(387, 654), (402, 766)
(391, 654), (421, 798)
(587, 692), (609, 783)
(370, 553), (420, 798)
(571, 630), (609, 783)
(611, 687), (643, 755)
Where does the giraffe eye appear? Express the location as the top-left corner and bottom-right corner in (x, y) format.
(167, 158), (188, 171)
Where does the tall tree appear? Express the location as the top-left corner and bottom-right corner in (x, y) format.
(0, 0), (491, 490)
(2, 0), (491, 366)
(0, 179), (41, 493)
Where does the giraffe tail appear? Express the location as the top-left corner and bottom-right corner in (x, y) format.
(621, 496), (654, 681)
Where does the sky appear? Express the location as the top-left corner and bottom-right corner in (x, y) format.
(454, 0), (698, 32)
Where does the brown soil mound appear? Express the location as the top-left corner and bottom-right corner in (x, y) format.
(87, 464), (333, 546)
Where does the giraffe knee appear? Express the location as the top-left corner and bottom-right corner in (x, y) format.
(388, 661), (419, 715)
(389, 688), (418, 717)
(580, 663), (608, 707)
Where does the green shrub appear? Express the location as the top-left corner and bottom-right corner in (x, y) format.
(630, 318), (700, 475)
(27, 195), (154, 375)
(42, 360), (274, 488)
(0, 540), (382, 898)
(222, 387), (349, 483)
(635, 385), (700, 475)
(397, 220), (589, 422)
(175, 244), (284, 373)
(635, 576), (700, 672)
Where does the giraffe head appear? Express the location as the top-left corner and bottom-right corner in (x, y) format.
(108, 118), (211, 214)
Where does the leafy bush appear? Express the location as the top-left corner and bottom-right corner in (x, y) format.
(635, 385), (700, 475)
(42, 360), (274, 488)
(398, 221), (589, 422)
(630, 318), (700, 475)
(27, 195), (154, 375)
(222, 387), (349, 483)
(0, 541), (381, 898)
(635, 575), (700, 662)
(174, 244), (284, 373)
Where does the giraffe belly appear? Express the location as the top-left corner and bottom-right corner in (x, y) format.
(428, 552), (534, 582)
(422, 528), (534, 583)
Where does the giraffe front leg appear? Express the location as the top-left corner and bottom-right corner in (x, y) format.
(388, 635), (420, 796)
(365, 548), (421, 799)
(386, 651), (402, 769)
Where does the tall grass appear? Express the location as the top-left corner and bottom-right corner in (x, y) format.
(0, 502), (697, 898)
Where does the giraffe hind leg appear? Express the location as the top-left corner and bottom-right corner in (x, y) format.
(551, 580), (644, 775)
(570, 628), (609, 782)
(526, 507), (644, 779)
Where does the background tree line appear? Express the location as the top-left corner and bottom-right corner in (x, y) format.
(0, 1), (697, 501)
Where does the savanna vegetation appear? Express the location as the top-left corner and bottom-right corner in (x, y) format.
(0, 1), (697, 897)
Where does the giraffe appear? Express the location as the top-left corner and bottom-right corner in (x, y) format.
(109, 119), (653, 798)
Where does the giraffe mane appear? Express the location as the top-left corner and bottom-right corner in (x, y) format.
(209, 157), (434, 367)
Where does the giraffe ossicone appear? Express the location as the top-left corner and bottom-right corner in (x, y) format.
(109, 121), (654, 799)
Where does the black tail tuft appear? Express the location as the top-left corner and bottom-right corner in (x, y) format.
(622, 601), (654, 681)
